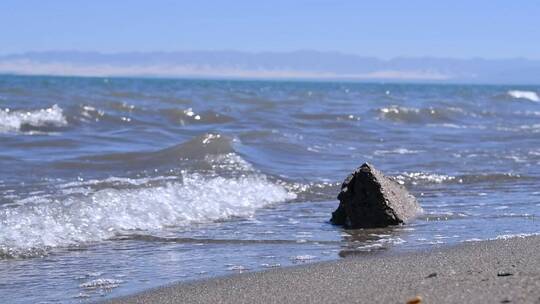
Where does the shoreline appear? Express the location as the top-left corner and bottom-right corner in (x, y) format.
(104, 235), (540, 304)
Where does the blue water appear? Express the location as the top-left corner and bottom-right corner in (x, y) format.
(0, 75), (539, 303)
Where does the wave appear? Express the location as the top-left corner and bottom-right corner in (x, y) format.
(161, 108), (235, 125)
(377, 105), (466, 124)
(74, 103), (235, 127)
(0, 173), (296, 258)
(281, 180), (341, 202)
(293, 113), (360, 122)
(0, 104), (68, 133)
(507, 90), (539, 102)
(104, 133), (234, 160)
(55, 133), (242, 172)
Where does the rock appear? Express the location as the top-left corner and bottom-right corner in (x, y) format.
(331, 163), (421, 228)
(426, 272), (437, 278)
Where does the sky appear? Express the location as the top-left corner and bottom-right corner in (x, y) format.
(0, 0), (539, 59)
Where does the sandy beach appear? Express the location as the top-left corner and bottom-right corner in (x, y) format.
(105, 235), (540, 304)
(2, 3), (540, 303)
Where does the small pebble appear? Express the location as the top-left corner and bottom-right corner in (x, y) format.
(406, 295), (422, 304)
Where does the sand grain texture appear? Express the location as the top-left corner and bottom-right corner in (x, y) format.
(105, 236), (540, 304)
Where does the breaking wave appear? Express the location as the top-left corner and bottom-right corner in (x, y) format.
(507, 90), (539, 102)
(0, 173), (296, 258)
(55, 133), (242, 172)
(0, 104), (68, 133)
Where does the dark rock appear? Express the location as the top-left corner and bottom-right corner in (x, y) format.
(331, 163), (421, 228)
(497, 271), (513, 277)
(426, 272), (437, 278)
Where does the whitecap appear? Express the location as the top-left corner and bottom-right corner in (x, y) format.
(0, 104), (68, 133)
(507, 90), (540, 102)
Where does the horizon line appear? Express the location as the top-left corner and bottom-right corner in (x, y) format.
(1, 49), (538, 62)
(1, 72), (539, 87)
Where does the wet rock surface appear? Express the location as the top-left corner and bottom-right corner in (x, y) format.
(331, 163), (421, 228)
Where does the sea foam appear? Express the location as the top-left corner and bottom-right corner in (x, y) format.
(0, 173), (296, 258)
(507, 90), (540, 102)
(0, 104), (67, 133)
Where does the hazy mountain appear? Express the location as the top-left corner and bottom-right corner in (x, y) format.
(1, 50), (539, 84)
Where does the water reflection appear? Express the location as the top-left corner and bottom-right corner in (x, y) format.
(338, 226), (404, 257)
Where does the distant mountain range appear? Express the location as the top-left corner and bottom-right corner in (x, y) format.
(1, 50), (539, 84)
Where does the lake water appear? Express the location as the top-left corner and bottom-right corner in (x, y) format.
(0, 75), (539, 303)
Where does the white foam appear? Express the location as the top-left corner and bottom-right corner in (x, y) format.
(57, 176), (179, 194)
(79, 278), (123, 290)
(355, 237), (406, 251)
(291, 255), (316, 261)
(464, 232), (540, 243)
(227, 265), (248, 271)
(507, 90), (540, 102)
(494, 232), (540, 240)
(0, 173), (296, 257)
(0, 104), (67, 133)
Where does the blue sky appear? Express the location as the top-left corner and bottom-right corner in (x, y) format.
(1, 0), (539, 59)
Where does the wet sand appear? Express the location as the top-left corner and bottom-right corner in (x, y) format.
(105, 235), (540, 304)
